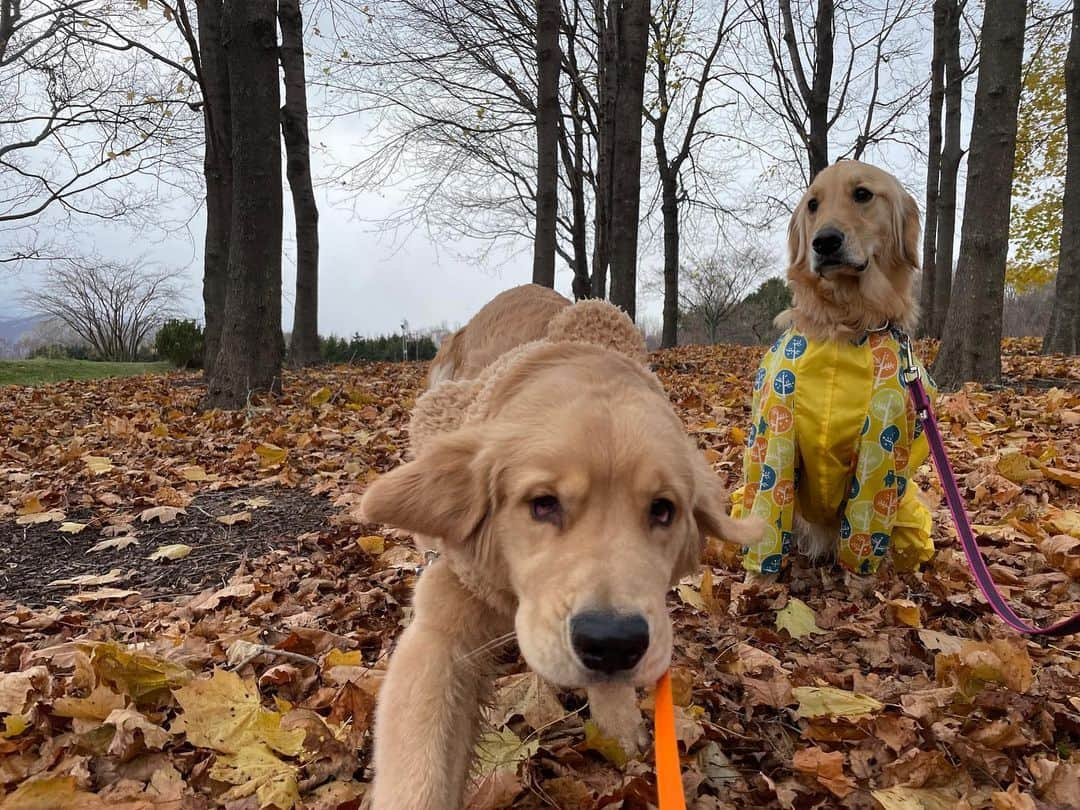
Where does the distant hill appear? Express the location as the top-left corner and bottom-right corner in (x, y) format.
(0, 314), (45, 343)
(0, 314), (48, 357)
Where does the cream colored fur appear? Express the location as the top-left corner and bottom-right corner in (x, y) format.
(362, 285), (762, 809)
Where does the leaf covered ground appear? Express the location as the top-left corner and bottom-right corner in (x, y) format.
(0, 340), (1078, 810)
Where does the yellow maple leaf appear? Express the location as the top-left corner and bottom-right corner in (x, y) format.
(81, 641), (192, 703)
(793, 687), (883, 720)
(171, 669), (304, 755)
(211, 742), (301, 810)
(52, 683), (125, 721)
(995, 452), (1043, 484)
(474, 727), (541, 775)
(886, 598), (923, 628)
(324, 649), (365, 669)
(356, 535), (385, 554)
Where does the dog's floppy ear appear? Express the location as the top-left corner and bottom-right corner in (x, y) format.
(362, 427), (489, 543)
(896, 187), (921, 270)
(678, 453), (766, 578)
(786, 197), (809, 274)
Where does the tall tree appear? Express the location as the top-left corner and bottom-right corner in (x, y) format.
(647, 0), (738, 348)
(205, 0), (284, 408)
(606, 0), (651, 320)
(533, 0), (561, 288)
(933, 0), (1026, 387)
(919, 0), (946, 337)
(1043, 1), (1080, 356)
(921, 0), (968, 340)
(742, 0), (926, 185)
(192, 0), (232, 377)
(279, 0), (321, 366)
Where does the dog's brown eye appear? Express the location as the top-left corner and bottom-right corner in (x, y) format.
(650, 498), (675, 527)
(853, 187), (873, 203)
(530, 495), (562, 525)
(807, 198), (819, 213)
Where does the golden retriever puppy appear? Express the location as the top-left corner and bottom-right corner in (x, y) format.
(362, 288), (761, 809)
(427, 284), (569, 385)
(736, 161), (937, 580)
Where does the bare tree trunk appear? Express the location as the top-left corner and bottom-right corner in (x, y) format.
(563, 90), (591, 300)
(205, 0), (283, 409)
(932, 0), (963, 339)
(933, 0), (1025, 388)
(659, 171), (679, 348)
(1043, 2), (1080, 356)
(919, 0), (947, 338)
(592, 1), (616, 301)
(807, 0), (833, 178)
(278, 0), (320, 368)
(533, 0), (561, 288)
(606, 0), (650, 320)
(196, 0), (231, 378)
(780, 0), (832, 178)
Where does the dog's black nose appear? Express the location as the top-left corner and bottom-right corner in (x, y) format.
(570, 611), (649, 673)
(812, 227), (845, 256)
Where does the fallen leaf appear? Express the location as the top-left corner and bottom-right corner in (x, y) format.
(0, 776), (105, 809)
(15, 508), (65, 526)
(1042, 466), (1080, 488)
(996, 452), (1042, 484)
(793, 686), (883, 720)
(255, 443), (288, 467)
(65, 588), (139, 603)
(886, 598), (923, 628)
(83, 455), (114, 474)
(581, 719), (628, 767)
(776, 598), (824, 638)
(148, 544), (192, 561)
(792, 746), (856, 798)
(48, 568), (125, 587)
(871, 786), (963, 809)
(308, 386), (333, 407)
(935, 639), (1034, 697)
(216, 510), (251, 526)
(473, 726), (540, 774)
(88, 535), (139, 553)
(58, 522), (87, 534)
(676, 582), (706, 611)
(139, 505), (185, 524)
(1037, 534), (1080, 579)
(356, 534), (385, 554)
(0, 667), (48, 715)
(171, 668), (305, 755)
(210, 742), (300, 810)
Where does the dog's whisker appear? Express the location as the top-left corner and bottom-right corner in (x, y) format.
(457, 631), (517, 664)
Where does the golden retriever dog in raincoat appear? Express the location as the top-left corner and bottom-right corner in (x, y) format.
(734, 161), (937, 580)
(361, 285), (763, 810)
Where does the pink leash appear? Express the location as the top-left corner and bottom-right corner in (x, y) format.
(900, 336), (1079, 637)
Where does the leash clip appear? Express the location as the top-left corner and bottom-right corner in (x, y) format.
(898, 332), (920, 385)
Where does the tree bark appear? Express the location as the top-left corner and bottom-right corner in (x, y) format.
(932, 0), (963, 339)
(195, 0), (231, 378)
(919, 0), (947, 338)
(591, 1), (616, 301)
(1043, 2), (1080, 356)
(932, 0), (1025, 388)
(533, 0), (561, 289)
(205, 0), (283, 408)
(277, 0), (320, 368)
(807, 0), (833, 179)
(562, 85), (591, 300)
(659, 171), (679, 348)
(606, 0), (650, 321)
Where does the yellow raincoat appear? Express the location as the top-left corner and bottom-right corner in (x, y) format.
(732, 327), (937, 575)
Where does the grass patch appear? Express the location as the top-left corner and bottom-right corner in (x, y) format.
(0, 358), (172, 386)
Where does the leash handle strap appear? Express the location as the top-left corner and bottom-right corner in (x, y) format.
(908, 375), (1080, 637)
(654, 670), (687, 809)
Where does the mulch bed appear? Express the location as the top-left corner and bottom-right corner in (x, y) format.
(0, 485), (332, 608)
